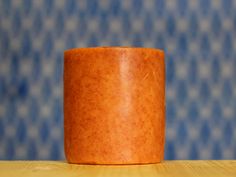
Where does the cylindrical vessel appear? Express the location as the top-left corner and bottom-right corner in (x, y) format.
(64, 47), (165, 164)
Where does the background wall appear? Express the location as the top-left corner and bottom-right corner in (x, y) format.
(0, 0), (236, 160)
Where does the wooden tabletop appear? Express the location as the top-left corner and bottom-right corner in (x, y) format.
(0, 160), (236, 177)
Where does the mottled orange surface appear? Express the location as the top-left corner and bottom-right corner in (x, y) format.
(64, 47), (165, 165)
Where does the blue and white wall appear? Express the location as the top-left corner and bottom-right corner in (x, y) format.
(0, 0), (236, 160)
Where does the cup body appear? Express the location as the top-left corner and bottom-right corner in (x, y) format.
(64, 47), (165, 164)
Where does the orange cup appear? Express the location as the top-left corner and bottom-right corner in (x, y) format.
(64, 47), (165, 164)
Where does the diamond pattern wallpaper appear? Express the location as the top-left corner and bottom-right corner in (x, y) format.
(0, 0), (236, 160)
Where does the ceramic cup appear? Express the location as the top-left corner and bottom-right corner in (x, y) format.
(64, 47), (165, 164)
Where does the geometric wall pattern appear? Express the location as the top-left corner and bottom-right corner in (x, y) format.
(0, 0), (236, 160)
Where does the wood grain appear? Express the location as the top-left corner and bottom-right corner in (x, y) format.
(0, 161), (236, 177)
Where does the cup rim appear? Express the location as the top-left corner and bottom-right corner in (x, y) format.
(64, 46), (164, 55)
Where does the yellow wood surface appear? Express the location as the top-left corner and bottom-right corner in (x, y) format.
(0, 160), (236, 177)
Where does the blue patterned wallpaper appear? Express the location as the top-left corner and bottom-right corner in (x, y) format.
(0, 0), (236, 160)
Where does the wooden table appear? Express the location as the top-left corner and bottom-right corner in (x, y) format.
(0, 160), (235, 177)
